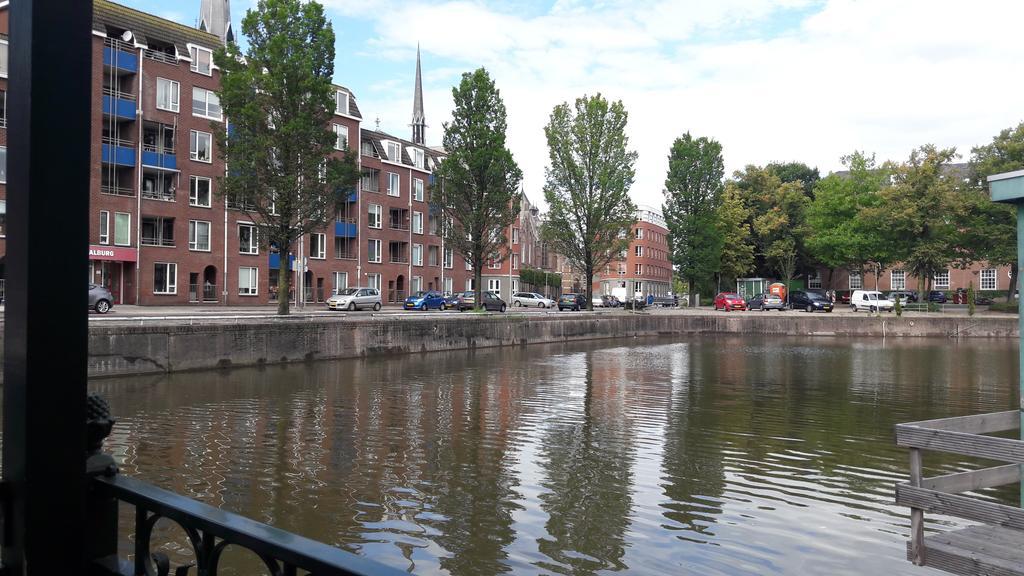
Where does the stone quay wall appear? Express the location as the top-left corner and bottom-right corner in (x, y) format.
(81, 312), (1019, 378)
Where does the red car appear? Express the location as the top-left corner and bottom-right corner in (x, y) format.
(714, 292), (748, 311)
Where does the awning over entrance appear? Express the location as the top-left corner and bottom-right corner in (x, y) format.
(89, 245), (138, 262)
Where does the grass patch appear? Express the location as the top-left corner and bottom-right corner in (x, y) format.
(987, 302), (1018, 313)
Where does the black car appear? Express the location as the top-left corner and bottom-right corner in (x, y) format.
(789, 290), (833, 313)
(558, 293), (587, 311)
(928, 290), (948, 303)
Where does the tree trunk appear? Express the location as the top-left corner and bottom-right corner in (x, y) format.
(585, 265), (593, 311)
(474, 264), (483, 311)
(277, 242), (291, 315)
(1008, 262), (1019, 303)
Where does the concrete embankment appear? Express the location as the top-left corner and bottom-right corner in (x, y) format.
(84, 311), (1018, 378)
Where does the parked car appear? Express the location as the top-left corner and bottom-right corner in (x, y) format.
(850, 289), (894, 312)
(512, 292), (554, 308)
(747, 292), (786, 311)
(790, 290), (834, 313)
(89, 284), (114, 314)
(327, 287), (382, 311)
(713, 292), (747, 311)
(444, 293), (461, 308)
(649, 294), (678, 307)
(928, 290), (948, 303)
(456, 291), (507, 312)
(404, 290), (447, 311)
(605, 295), (622, 307)
(558, 293), (587, 311)
(974, 294), (995, 305)
(888, 290), (919, 303)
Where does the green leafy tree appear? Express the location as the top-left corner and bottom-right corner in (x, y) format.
(662, 133), (725, 303)
(969, 122), (1024, 301)
(767, 161), (820, 198)
(751, 181), (808, 298)
(715, 184), (754, 291)
(214, 0), (358, 315)
(435, 68), (523, 309)
(541, 94), (638, 310)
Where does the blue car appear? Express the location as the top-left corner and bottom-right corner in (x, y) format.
(404, 290), (448, 311)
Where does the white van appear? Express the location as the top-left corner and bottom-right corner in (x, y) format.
(850, 290), (894, 312)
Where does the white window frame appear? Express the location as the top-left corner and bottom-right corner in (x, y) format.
(512, 228), (519, 244)
(808, 273), (822, 290)
(366, 273), (381, 291)
(488, 257), (501, 270)
(239, 223), (258, 255)
(385, 141), (401, 162)
(443, 277), (453, 294)
(635, 228), (643, 240)
(153, 262), (177, 294)
(891, 269), (906, 291)
(933, 270), (950, 289)
(512, 254), (519, 270)
(635, 245), (643, 257)
(191, 87), (222, 121)
(849, 270), (863, 290)
(189, 45), (213, 75)
(0, 39), (8, 78)
(635, 263), (643, 275)
(332, 272), (348, 293)
(114, 212), (131, 247)
(335, 91), (348, 115)
(488, 279), (501, 293)
(444, 248), (453, 269)
(412, 211), (423, 235)
(189, 176), (211, 208)
(333, 123), (348, 151)
(368, 239), (382, 263)
(188, 220), (211, 252)
(387, 172), (400, 196)
(190, 130), (213, 163)
(413, 178), (424, 202)
(412, 243), (423, 266)
(99, 211), (110, 245)
(368, 204), (382, 229)
(410, 148), (424, 169)
(156, 77), (180, 112)
(981, 268), (997, 291)
(466, 278), (475, 291)
(0, 146), (6, 183)
(238, 266), (258, 296)
(310, 233), (326, 260)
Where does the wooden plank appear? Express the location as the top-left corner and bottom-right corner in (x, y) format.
(910, 538), (1024, 576)
(897, 484), (1024, 530)
(909, 448), (925, 565)
(897, 411), (1019, 434)
(908, 526), (1024, 576)
(896, 426), (1024, 463)
(921, 464), (1022, 494)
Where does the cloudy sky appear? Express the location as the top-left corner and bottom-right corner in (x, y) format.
(134, 0), (1024, 210)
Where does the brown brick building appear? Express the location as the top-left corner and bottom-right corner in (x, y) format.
(593, 206), (673, 299)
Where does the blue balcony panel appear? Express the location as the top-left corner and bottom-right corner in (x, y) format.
(142, 151), (177, 170)
(334, 222), (357, 238)
(103, 47), (137, 73)
(101, 144), (135, 167)
(102, 95), (136, 120)
(345, 189), (357, 203)
(268, 253), (296, 271)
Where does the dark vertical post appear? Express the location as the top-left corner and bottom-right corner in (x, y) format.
(2, 0), (93, 573)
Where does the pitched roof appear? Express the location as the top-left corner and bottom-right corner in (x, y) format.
(332, 85), (363, 120)
(93, 0), (221, 55)
(360, 128), (444, 170)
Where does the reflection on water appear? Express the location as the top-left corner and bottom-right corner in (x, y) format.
(91, 335), (1019, 575)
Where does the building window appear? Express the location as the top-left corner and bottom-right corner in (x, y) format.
(410, 148), (424, 169)
(368, 204), (382, 229)
(239, 224), (258, 254)
(335, 91), (348, 115)
(412, 211), (423, 234)
(368, 239), (381, 263)
(99, 211), (109, 245)
(635, 228), (643, 240)
(443, 277), (453, 294)
(428, 246), (439, 267)
(190, 176), (211, 207)
(333, 124), (348, 150)
(386, 141), (401, 162)
(239, 266), (258, 295)
(488, 279), (501, 293)
(849, 270), (862, 290)
(192, 87), (222, 120)
(444, 248), (453, 269)
(981, 268), (997, 291)
(362, 169), (380, 192)
(156, 78), (179, 112)
(190, 130), (212, 162)
(512, 254), (519, 270)
(189, 46), (213, 75)
(188, 220), (211, 251)
(366, 273), (381, 291)
(154, 263), (177, 294)
(635, 245), (643, 257)
(332, 272), (348, 293)
(808, 273), (822, 289)
(933, 270), (950, 289)
(310, 233), (326, 259)
(635, 263), (643, 275)
(413, 178), (424, 202)
(141, 217), (175, 246)
(891, 269), (906, 291)
(114, 212), (131, 246)
(412, 244), (423, 266)
(618, 263), (626, 275)
(0, 90), (6, 127)
(387, 172), (400, 196)
(0, 147), (6, 183)
(411, 276), (422, 294)
(488, 257), (501, 269)
(466, 278), (475, 291)
(0, 40), (7, 78)
(512, 228), (519, 244)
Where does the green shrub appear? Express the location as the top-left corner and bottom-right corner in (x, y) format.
(989, 302), (1019, 313)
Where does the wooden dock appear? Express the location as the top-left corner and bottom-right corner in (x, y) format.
(896, 410), (1024, 575)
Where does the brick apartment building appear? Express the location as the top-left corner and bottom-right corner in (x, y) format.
(593, 206), (673, 298)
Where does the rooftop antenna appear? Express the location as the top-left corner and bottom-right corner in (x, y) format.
(375, 116), (381, 131)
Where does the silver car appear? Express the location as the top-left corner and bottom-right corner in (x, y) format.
(89, 284), (114, 314)
(511, 292), (554, 308)
(327, 287), (382, 311)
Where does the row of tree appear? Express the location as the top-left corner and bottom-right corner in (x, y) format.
(664, 124), (1024, 303)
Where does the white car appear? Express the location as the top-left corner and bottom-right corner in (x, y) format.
(327, 287), (382, 311)
(511, 292), (554, 308)
(850, 290), (894, 312)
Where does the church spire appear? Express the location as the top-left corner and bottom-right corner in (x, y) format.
(199, 0), (234, 45)
(411, 44), (426, 145)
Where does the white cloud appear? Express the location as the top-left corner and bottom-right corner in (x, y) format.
(329, 0), (1024, 209)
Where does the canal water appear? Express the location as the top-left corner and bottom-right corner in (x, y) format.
(91, 335), (1019, 575)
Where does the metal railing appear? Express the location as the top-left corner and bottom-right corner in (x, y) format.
(92, 474), (403, 576)
(102, 86), (136, 101)
(389, 221), (409, 231)
(100, 185), (135, 197)
(142, 142), (174, 155)
(389, 255), (409, 264)
(188, 284), (219, 303)
(335, 251), (357, 260)
(141, 236), (174, 247)
(895, 411), (1024, 569)
(103, 36), (134, 53)
(102, 135), (134, 148)
(335, 215), (357, 224)
(387, 290), (407, 303)
(142, 189), (176, 202)
(142, 48), (178, 65)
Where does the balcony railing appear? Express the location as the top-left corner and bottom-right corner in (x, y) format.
(335, 250), (357, 260)
(389, 255), (409, 264)
(142, 48), (178, 65)
(100, 185), (134, 197)
(101, 86), (136, 101)
(142, 189), (175, 202)
(188, 283), (219, 303)
(389, 221), (409, 231)
(335, 215), (356, 224)
(140, 236), (174, 247)
(102, 136), (134, 148)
